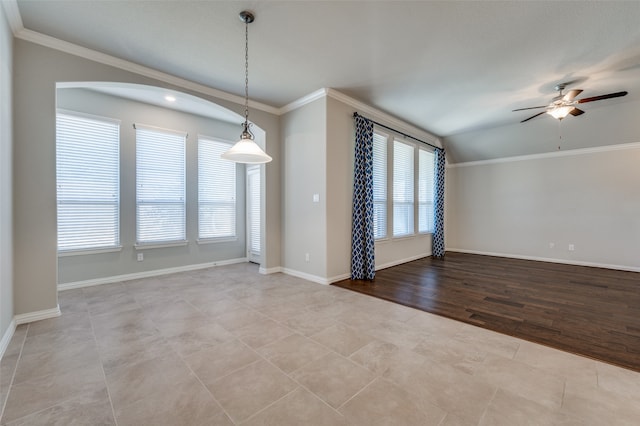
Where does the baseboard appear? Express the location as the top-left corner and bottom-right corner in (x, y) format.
(281, 268), (331, 285)
(447, 248), (640, 273)
(58, 257), (248, 291)
(14, 305), (61, 325)
(375, 252), (431, 271)
(0, 319), (17, 360)
(281, 254), (432, 286)
(326, 272), (351, 284)
(259, 266), (283, 275)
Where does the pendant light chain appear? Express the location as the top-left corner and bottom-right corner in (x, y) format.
(244, 18), (250, 125)
(220, 10), (271, 163)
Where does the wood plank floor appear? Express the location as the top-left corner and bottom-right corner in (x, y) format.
(334, 252), (640, 372)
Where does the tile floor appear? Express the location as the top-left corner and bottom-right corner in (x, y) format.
(1, 262), (639, 425)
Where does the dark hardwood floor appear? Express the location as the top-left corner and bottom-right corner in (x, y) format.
(334, 252), (640, 372)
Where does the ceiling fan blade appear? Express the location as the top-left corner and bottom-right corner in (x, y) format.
(512, 105), (547, 112)
(577, 91), (628, 103)
(520, 111), (547, 123)
(563, 89), (583, 101)
(569, 108), (585, 116)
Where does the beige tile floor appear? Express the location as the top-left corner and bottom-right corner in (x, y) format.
(1, 262), (639, 425)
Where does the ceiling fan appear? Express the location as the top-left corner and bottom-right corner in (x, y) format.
(513, 83), (628, 123)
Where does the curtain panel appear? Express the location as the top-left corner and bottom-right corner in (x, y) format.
(350, 115), (376, 280)
(432, 148), (446, 258)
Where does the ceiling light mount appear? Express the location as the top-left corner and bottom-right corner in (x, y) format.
(239, 10), (254, 24)
(221, 10), (272, 164)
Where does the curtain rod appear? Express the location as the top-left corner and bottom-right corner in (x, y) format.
(353, 112), (439, 150)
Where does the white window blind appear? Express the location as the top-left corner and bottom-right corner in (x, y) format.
(198, 137), (236, 240)
(136, 125), (186, 244)
(393, 140), (414, 236)
(419, 149), (436, 233)
(247, 166), (260, 255)
(372, 132), (387, 239)
(56, 112), (120, 252)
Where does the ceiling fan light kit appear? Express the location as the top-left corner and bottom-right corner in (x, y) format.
(547, 105), (573, 120)
(514, 82), (628, 123)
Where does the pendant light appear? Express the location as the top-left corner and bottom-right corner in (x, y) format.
(221, 11), (272, 164)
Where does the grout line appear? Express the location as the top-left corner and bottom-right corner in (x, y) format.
(335, 375), (378, 411)
(0, 324), (29, 422)
(88, 303), (120, 426)
(178, 346), (238, 425)
(476, 386), (499, 426)
(238, 386), (300, 424)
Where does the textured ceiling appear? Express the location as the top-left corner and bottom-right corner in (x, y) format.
(12, 0), (640, 160)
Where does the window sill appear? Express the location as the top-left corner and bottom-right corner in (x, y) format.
(134, 240), (188, 250)
(197, 237), (238, 245)
(58, 246), (123, 257)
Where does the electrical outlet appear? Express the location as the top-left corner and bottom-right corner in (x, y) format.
(305, 253), (310, 262)
(549, 242), (555, 249)
(568, 244), (575, 251)
(137, 253), (144, 262)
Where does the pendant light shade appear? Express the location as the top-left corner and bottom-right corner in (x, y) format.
(221, 123), (273, 163)
(221, 10), (272, 164)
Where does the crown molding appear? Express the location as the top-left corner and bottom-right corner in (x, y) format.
(12, 27), (280, 115)
(447, 141), (640, 168)
(1, 0), (23, 34)
(279, 87), (442, 147)
(326, 88), (441, 146)
(279, 88), (328, 114)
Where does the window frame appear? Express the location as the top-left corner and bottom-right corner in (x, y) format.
(197, 135), (238, 243)
(372, 130), (389, 240)
(56, 109), (121, 255)
(134, 124), (187, 247)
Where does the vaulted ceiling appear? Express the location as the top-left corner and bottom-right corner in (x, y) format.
(11, 1), (640, 162)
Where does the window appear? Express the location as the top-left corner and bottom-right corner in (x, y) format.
(371, 127), (437, 240)
(136, 125), (186, 245)
(198, 137), (236, 240)
(419, 149), (436, 233)
(247, 165), (261, 259)
(393, 140), (414, 236)
(56, 112), (120, 252)
(372, 132), (387, 239)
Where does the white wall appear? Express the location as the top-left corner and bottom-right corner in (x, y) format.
(325, 97), (353, 280)
(446, 144), (640, 271)
(13, 39), (281, 316)
(56, 88), (249, 284)
(0, 2), (14, 347)
(281, 97), (327, 279)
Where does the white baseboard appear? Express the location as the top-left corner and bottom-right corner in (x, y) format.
(375, 252), (431, 271)
(14, 305), (61, 325)
(447, 248), (640, 273)
(259, 266), (283, 275)
(58, 257), (248, 291)
(282, 268), (331, 285)
(0, 319), (17, 360)
(326, 272), (351, 284)
(281, 253), (432, 286)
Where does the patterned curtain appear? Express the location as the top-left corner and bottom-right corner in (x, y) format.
(432, 148), (446, 258)
(351, 115), (376, 280)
